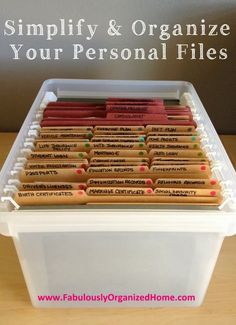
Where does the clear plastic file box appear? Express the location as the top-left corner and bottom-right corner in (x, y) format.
(0, 79), (236, 307)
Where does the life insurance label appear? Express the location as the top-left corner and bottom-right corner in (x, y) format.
(86, 188), (149, 195)
(35, 142), (88, 151)
(87, 178), (151, 186)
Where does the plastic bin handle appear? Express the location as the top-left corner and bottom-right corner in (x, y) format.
(226, 213), (236, 236)
(0, 215), (10, 236)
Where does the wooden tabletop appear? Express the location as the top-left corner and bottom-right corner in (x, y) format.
(0, 133), (235, 325)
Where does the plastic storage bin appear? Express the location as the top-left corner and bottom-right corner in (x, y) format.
(0, 79), (236, 307)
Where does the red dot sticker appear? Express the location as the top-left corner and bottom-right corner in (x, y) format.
(78, 184), (85, 190)
(146, 188), (153, 194)
(210, 179), (217, 185)
(139, 166), (146, 172)
(78, 191), (84, 195)
(146, 179), (153, 185)
(210, 191), (216, 197)
(76, 169), (82, 174)
(200, 165), (206, 171)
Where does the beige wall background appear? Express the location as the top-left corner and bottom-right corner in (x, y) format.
(0, 0), (235, 133)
